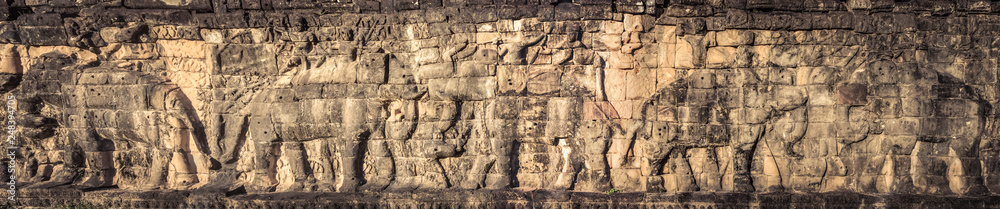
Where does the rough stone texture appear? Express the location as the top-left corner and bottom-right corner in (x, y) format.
(5, 0), (1000, 208)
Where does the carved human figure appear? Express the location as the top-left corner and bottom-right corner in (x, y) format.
(336, 98), (377, 192)
(385, 91), (460, 191)
(545, 97), (613, 191)
(455, 112), (513, 190)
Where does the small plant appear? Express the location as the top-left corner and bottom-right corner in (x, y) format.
(605, 188), (622, 194)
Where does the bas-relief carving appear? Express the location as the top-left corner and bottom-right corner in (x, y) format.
(8, 13), (1000, 198)
(16, 51), (212, 191)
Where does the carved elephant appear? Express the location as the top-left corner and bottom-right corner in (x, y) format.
(18, 51), (213, 190)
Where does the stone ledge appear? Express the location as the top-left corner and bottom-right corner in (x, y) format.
(14, 188), (1000, 208)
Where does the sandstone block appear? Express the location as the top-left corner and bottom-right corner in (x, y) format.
(706, 47), (736, 69)
(292, 56), (351, 84)
(715, 30), (754, 46)
(415, 48), (441, 65)
(836, 84), (868, 105)
(216, 44), (277, 75)
(112, 43), (160, 60)
(427, 77), (497, 101)
(583, 101), (620, 120)
(626, 68), (656, 100)
(526, 65), (562, 96)
(605, 68), (628, 101)
(674, 35), (705, 69)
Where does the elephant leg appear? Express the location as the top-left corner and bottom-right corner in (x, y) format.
(419, 159), (450, 190)
(274, 142), (307, 192)
(459, 155), (495, 190)
(485, 155), (513, 189)
(40, 146), (84, 188)
(549, 137), (590, 191)
(77, 138), (114, 188)
(79, 151), (114, 188)
(170, 141), (199, 188)
(485, 137), (514, 189)
(585, 132), (612, 192)
(168, 151), (198, 189)
(336, 137), (363, 192)
(732, 146), (756, 193)
(359, 140), (394, 191)
(645, 144), (671, 192)
(668, 148), (699, 192)
(338, 99), (370, 192)
(949, 140), (988, 195)
(733, 124), (764, 193)
(246, 141), (278, 193)
(139, 148), (170, 190)
(217, 114), (249, 164)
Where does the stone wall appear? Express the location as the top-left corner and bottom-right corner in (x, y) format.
(5, 0), (1000, 207)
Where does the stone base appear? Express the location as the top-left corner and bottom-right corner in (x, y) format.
(14, 188), (1000, 209)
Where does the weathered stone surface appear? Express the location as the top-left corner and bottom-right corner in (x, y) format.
(6, 1), (1000, 208)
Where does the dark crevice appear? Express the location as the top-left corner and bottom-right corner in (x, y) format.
(225, 185), (247, 197)
(7, 7), (31, 21)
